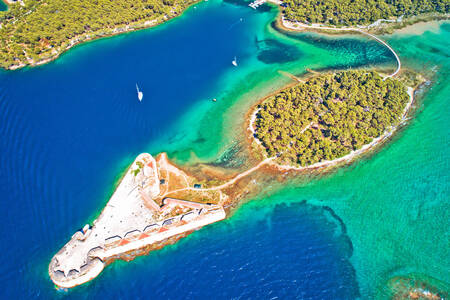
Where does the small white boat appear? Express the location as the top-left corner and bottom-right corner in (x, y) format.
(232, 56), (238, 67)
(136, 83), (143, 101)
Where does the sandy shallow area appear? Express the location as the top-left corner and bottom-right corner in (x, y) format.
(391, 20), (447, 35)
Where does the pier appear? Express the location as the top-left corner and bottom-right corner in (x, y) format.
(249, 0), (281, 9)
(249, 0), (266, 9)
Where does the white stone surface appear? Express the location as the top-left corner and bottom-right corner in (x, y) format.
(53, 154), (158, 276)
(50, 153), (226, 288)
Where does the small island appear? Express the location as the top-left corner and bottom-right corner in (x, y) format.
(49, 68), (424, 288)
(252, 70), (412, 167)
(16, 0), (434, 292)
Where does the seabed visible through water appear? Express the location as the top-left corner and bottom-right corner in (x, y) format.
(0, 0), (448, 298)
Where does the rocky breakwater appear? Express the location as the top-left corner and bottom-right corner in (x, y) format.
(49, 153), (226, 288)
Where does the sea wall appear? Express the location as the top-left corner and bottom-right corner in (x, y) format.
(98, 207), (225, 260)
(49, 206), (226, 288)
(49, 152), (226, 288)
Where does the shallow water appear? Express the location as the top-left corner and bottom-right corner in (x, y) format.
(0, 0), (448, 298)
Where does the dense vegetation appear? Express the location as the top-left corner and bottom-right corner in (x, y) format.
(254, 71), (410, 167)
(283, 0), (449, 26)
(0, 0), (196, 68)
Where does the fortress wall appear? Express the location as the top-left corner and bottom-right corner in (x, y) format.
(50, 207), (226, 288)
(98, 208), (226, 259)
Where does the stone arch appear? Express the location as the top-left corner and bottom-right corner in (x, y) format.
(105, 235), (122, 243)
(143, 224), (158, 232)
(68, 269), (80, 277)
(163, 218), (174, 226)
(181, 212), (196, 221)
(124, 229), (141, 238)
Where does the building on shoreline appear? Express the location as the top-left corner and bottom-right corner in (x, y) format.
(49, 153), (226, 288)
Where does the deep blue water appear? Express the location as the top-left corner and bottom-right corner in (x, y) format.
(0, 1), (6, 11)
(0, 1), (368, 298)
(69, 202), (359, 299)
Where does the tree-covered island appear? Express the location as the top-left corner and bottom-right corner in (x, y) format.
(1, 0), (448, 69)
(253, 70), (412, 167)
(282, 0), (449, 27)
(0, 0), (198, 69)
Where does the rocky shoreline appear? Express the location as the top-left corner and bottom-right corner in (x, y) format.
(273, 4), (449, 35)
(4, 1), (201, 70)
(246, 72), (422, 172)
(49, 153), (227, 288)
(47, 2), (434, 290)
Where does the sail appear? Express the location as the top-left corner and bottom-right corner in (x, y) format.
(232, 56), (238, 66)
(136, 83), (143, 101)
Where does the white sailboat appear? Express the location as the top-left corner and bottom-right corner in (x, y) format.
(136, 83), (143, 101)
(232, 56), (238, 67)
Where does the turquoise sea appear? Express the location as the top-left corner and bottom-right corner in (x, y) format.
(0, 0), (448, 298)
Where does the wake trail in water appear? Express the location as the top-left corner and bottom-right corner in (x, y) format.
(228, 18), (244, 31)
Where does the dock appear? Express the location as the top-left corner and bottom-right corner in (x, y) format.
(249, 0), (266, 9)
(248, 0), (281, 8)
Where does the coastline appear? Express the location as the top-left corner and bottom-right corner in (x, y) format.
(49, 70), (423, 288)
(278, 17), (404, 77)
(3, 0), (202, 70)
(389, 19), (447, 35)
(247, 75), (420, 172)
(4, 1), (447, 70)
(49, 153), (227, 289)
(249, 8), (431, 171)
(272, 4), (449, 35)
(46, 2), (436, 291)
(272, 85), (415, 171)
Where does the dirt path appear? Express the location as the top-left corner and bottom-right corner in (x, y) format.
(161, 121), (314, 197)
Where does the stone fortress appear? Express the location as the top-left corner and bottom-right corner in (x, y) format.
(49, 153), (226, 288)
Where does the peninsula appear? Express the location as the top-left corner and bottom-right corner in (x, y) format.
(49, 153), (229, 288)
(49, 66), (424, 288)
(9, 0), (432, 293)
